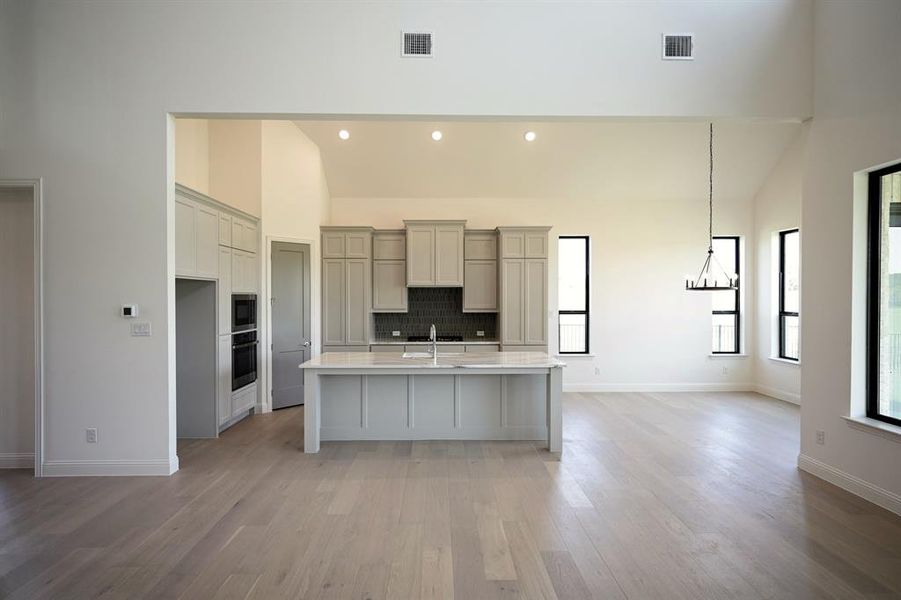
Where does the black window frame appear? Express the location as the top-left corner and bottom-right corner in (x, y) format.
(712, 236), (740, 355)
(558, 235), (590, 355)
(867, 162), (901, 428)
(778, 229), (800, 361)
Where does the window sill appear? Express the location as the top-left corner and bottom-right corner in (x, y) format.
(769, 356), (801, 366)
(707, 353), (748, 359)
(842, 416), (901, 443)
(555, 353), (596, 358)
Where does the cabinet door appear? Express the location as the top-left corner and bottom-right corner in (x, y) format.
(218, 248), (232, 335)
(373, 233), (405, 260)
(524, 259), (548, 346)
(243, 221), (258, 253)
(524, 232), (548, 258)
(372, 260), (408, 312)
(231, 250), (245, 293)
(231, 219), (246, 252)
(463, 260), (498, 312)
(174, 198), (196, 276)
(500, 259), (525, 345)
(345, 231), (370, 258)
(218, 213), (232, 247)
(217, 335), (231, 427)
(500, 232), (525, 258)
(464, 233), (497, 260)
(345, 258), (371, 345)
(322, 232), (346, 258)
(245, 251), (258, 293)
(406, 225), (435, 286)
(322, 259), (346, 345)
(435, 225), (464, 286)
(195, 204), (219, 278)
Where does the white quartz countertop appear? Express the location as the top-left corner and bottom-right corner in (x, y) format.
(300, 351), (565, 370)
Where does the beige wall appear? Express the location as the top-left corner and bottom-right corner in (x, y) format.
(0, 188), (35, 464)
(174, 119), (210, 195)
(209, 120), (262, 217)
(331, 194), (755, 390)
(752, 124), (807, 404)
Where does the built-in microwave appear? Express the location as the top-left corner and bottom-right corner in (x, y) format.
(231, 294), (257, 332)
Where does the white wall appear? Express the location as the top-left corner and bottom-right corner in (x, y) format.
(0, 188), (35, 467)
(800, 0), (901, 512)
(0, 0), (813, 475)
(331, 195), (756, 390)
(208, 120), (262, 218)
(752, 124), (807, 404)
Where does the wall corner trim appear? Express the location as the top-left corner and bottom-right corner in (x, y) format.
(754, 384), (801, 405)
(42, 458), (176, 477)
(0, 453), (35, 469)
(798, 453), (901, 517)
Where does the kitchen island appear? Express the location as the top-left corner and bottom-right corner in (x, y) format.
(299, 352), (564, 454)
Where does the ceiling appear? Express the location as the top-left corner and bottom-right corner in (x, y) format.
(295, 119), (801, 202)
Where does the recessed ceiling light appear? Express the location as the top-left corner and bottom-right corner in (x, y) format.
(431, 130), (443, 141)
(338, 129), (350, 140)
(524, 130), (537, 142)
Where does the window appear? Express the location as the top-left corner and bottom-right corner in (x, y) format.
(867, 162), (901, 427)
(712, 236), (740, 354)
(558, 236), (589, 354)
(779, 229), (800, 360)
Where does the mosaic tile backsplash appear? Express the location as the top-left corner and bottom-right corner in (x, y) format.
(372, 287), (497, 341)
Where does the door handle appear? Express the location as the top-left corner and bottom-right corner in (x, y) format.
(302, 341), (311, 347)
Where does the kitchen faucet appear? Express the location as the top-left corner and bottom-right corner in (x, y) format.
(429, 323), (437, 363)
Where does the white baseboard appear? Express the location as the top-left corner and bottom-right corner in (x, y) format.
(798, 454), (901, 516)
(755, 384), (801, 405)
(563, 382), (754, 393)
(0, 452), (34, 469)
(42, 456), (179, 477)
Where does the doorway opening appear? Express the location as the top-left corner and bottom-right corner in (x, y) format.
(0, 180), (43, 476)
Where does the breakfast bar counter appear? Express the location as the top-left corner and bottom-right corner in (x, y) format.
(299, 352), (565, 454)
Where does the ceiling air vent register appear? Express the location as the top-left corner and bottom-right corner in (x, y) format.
(662, 33), (693, 60)
(401, 31), (433, 57)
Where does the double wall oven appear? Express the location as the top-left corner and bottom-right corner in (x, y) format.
(231, 294), (258, 391)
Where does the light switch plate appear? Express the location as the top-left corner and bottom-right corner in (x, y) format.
(476, 331), (485, 337)
(131, 321), (152, 337)
(392, 331), (401, 337)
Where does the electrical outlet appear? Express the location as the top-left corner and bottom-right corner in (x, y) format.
(131, 321), (152, 337)
(722, 366), (729, 376)
(816, 430), (825, 445)
(392, 330), (401, 337)
(86, 428), (98, 443)
(594, 367), (600, 375)
(476, 331), (485, 337)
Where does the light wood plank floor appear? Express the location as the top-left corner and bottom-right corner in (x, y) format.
(2, 392), (901, 599)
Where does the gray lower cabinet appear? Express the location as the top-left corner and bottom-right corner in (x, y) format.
(232, 382), (256, 416)
(372, 260), (407, 312)
(217, 335), (231, 427)
(370, 344), (402, 352)
(463, 260), (497, 312)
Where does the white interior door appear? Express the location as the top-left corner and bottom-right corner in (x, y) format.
(271, 242), (311, 410)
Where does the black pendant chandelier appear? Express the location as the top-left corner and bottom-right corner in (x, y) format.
(685, 123), (738, 291)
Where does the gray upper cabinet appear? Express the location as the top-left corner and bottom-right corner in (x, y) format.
(373, 231), (406, 260)
(405, 224), (435, 286)
(175, 190), (219, 279)
(322, 258), (346, 346)
(463, 260), (497, 312)
(404, 220), (465, 287)
(373, 260), (408, 312)
(498, 227), (550, 348)
(464, 231), (498, 260)
(321, 227), (373, 346)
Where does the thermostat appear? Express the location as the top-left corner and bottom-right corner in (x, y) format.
(122, 305), (139, 318)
